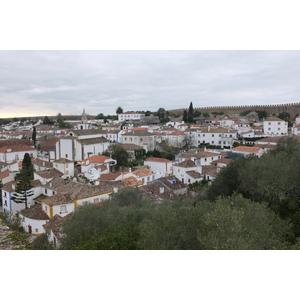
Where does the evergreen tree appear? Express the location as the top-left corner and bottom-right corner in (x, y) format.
(116, 107), (123, 114)
(32, 126), (37, 147)
(0, 179), (3, 206)
(22, 153), (34, 179)
(183, 110), (188, 123)
(11, 166), (33, 209)
(188, 102), (194, 123)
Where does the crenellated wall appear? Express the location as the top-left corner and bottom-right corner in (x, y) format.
(169, 102), (300, 119)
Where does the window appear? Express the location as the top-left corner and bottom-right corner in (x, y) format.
(278, 128), (280, 131)
(94, 198), (99, 203)
(278, 122), (281, 125)
(212, 134), (214, 137)
(60, 205), (67, 213)
(35, 228), (39, 233)
(45, 189), (47, 194)
(268, 128), (271, 131)
(203, 134), (205, 137)
(268, 122), (271, 125)
(212, 141), (214, 144)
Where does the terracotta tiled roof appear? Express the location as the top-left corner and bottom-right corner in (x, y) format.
(132, 168), (155, 177)
(42, 194), (74, 206)
(44, 177), (126, 200)
(0, 139), (32, 148)
(77, 137), (109, 145)
(32, 158), (53, 169)
(174, 159), (196, 168)
(53, 158), (73, 164)
(43, 214), (63, 236)
(145, 157), (172, 163)
(35, 168), (64, 179)
(121, 176), (143, 187)
(186, 171), (202, 179)
(20, 204), (50, 220)
(0, 145), (36, 153)
(232, 146), (262, 153)
(211, 158), (232, 165)
(119, 143), (144, 151)
(0, 169), (10, 179)
(169, 131), (185, 136)
(72, 129), (107, 136)
(202, 165), (218, 177)
(43, 213), (73, 238)
(159, 176), (188, 191)
(81, 155), (111, 166)
(99, 172), (121, 181)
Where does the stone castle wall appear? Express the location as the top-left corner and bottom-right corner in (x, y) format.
(169, 102), (300, 119)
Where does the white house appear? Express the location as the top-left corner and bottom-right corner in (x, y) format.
(55, 137), (110, 161)
(118, 112), (145, 122)
(144, 157), (173, 177)
(185, 127), (238, 148)
(173, 159), (202, 184)
(0, 145), (38, 163)
(263, 117), (288, 136)
(179, 149), (222, 166)
(20, 204), (50, 235)
(53, 158), (74, 178)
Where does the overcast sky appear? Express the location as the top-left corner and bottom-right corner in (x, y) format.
(0, 50), (300, 118)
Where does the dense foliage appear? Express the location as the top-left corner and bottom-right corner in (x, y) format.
(207, 137), (300, 240)
(58, 189), (292, 250)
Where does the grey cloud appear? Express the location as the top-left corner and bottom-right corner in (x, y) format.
(0, 50), (300, 117)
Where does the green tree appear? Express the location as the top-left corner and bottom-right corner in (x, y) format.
(105, 144), (130, 167)
(32, 233), (54, 250)
(256, 110), (268, 121)
(188, 102), (194, 123)
(183, 109), (188, 123)
(32, 126), (37, 147)
(43, 116), (54, 125)
(11, 166), (34, 209)
(196, 194), (292, 250)
(116, 107), (123, 114)
(0, 179), (3, 206)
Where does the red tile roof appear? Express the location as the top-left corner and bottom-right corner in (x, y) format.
(0, 169), (10, 179)
(81, 155), (111, 166)
(145, 157), (172, 163)
(169, 131), (185, 136)
(232, 146), (262, 153)
(0, 145), (36, 153)
(132, 168), (155, 177)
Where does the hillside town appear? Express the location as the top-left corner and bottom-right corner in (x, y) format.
(0, 104), (298, 249)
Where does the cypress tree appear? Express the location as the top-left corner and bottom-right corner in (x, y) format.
(188, 102), (194, 123)
(183, 110), (188, 123)
(32, 126), (37, 147)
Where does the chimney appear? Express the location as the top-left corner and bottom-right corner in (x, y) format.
(159, 187), (164, 194)
(129, 168), (132, 173)
(208, 126), (210, 132)
(113, 187), (118, 193)
(43, 161), (45, 166)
